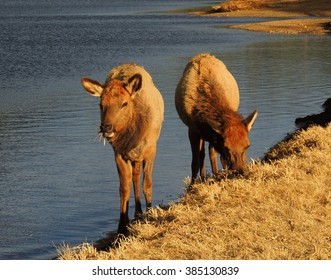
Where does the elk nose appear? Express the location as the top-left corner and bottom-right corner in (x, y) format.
(236, 166), (247, 175)
(100, 123), (113, 133)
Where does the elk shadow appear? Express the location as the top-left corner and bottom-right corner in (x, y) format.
(92, 230), (125, 252)
(92, 205), (172, 252)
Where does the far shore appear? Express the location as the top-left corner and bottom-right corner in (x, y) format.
(191, 0), (331, 35)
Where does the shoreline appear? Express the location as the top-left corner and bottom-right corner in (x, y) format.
(59, 99), (331, 260)
(191, 0), (331, 35)
(59, 123), (331, 259)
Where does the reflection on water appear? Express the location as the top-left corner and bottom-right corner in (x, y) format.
(0, 0), (330, 259)
(227, 37), (331, 156)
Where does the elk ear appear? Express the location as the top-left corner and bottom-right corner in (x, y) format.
(81, 77), (104, 97)
(243, 110), (258, 131)
(126, 74), (142, 97)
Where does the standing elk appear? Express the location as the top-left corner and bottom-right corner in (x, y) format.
(175, 53), (258, 183)
(81, 64), (164, 234)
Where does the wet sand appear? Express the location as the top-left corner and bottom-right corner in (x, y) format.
(192, 0), (331, 35)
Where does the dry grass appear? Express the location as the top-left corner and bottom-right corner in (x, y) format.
(58, 124), (331, 260)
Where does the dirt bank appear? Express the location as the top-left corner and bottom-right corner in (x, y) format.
(193, 0), (331, 35)
(231, 18), (331, 34)
(59, 121), (331, 260)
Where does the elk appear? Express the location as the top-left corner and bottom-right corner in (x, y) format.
(81, 64), (164, 234)
(175, 53), (258, 183)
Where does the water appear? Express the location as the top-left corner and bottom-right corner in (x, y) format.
(0, 0), (330, 259)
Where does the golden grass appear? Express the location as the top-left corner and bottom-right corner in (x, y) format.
(58, 124), (331, 260)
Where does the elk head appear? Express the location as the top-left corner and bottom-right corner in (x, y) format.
(81, 74), (142, 143)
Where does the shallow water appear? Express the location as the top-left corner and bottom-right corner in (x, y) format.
(0, 0), (330, 259)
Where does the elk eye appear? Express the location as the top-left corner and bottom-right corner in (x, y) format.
(121, 101), (128, 108)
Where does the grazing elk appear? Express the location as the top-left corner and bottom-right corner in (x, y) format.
(81, 64), (164, 234)
(175, 53), (258, 183)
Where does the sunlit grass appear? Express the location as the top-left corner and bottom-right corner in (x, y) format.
(59, 124), (331, 260)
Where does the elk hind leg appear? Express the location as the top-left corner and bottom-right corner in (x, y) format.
(142, 146), (156, 211)
(209, 143), (218, 175)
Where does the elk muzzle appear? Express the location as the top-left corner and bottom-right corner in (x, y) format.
(100, 123), (115, 139)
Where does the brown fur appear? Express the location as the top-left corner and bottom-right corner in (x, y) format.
(175, 54), (257, 183)
(81, 64), (164, 234)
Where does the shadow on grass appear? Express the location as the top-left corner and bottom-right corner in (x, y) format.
(92, 205), (172, 253)
(321, 21), (331, 35)
(92, 230), (125, 252)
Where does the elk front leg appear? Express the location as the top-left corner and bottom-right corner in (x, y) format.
(132, 161), (143, 218)
(189, 128), (205, 184)
(115, 154), (132, 235)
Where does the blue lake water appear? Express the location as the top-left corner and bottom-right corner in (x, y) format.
(0, 0), (330, 259)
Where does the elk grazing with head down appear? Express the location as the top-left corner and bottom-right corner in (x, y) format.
(175, 53), (258, 184)
(81, 64), (164, 234)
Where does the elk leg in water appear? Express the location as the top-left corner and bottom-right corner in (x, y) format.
(116, 154), (132, 235)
